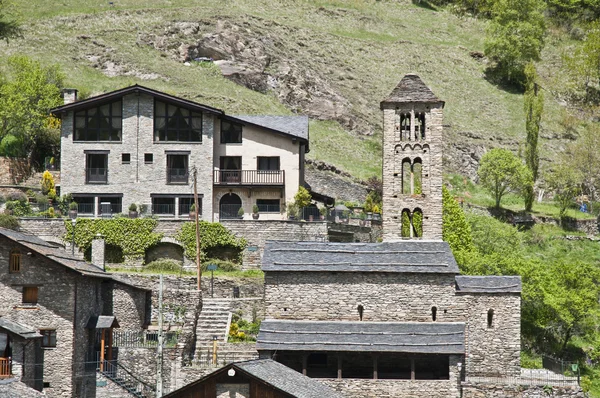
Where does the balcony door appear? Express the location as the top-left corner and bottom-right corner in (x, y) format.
(220, 193), (242, 219)
(219, 156), (241, 183)
(167, 154), (188, 184)
(86, 153), (108, 183)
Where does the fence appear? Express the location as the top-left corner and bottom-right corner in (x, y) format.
(466, 368), (579, 387)
(190, 350), (259, 369)
(112, 330), (178, 348)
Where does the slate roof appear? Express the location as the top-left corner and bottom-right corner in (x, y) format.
(86, 316), (120, 329)
(50, 84), (223, 115)
(381, 74), (444, 105)
(0, 318), (42, 339)
(257, 320), (465, 354)
(262, 240), (460, 274)
(455, 275), (522, 294)
(162, 359), (343, 398)
(0, 379), (45, 398)
(230, 115), (309, 144)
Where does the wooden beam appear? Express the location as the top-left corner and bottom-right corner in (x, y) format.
(107, 328), (113, 361)
(100, 329), (105, 372)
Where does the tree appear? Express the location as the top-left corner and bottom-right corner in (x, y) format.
(0, 56), (63, 165)
(523, 63), (544, 211)
(0, 0), (20, 41)
(484, 0), (546, 85)
(294, 186), (312, 209)
(477, 148), (532, 209)
(564, 20), (600, 100)
(568, 124), (600, 212)
(442, 186), (476, 268)
(546, 160), (583, 220)
(41, 170), (55, 195)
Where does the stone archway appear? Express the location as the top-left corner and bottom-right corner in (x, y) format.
(219, 193), (242, 220)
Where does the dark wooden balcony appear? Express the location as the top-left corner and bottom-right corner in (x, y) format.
(0, 357), (11, 378)
(213, 170), (285, 186)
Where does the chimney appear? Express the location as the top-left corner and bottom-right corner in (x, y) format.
(62, 88), (78, 105)
(91, 234), (105, 271)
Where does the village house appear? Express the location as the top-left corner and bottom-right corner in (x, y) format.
(50, 85), (309, 221)
(0, 227), (151, 398)
(256, 75), (523, 398)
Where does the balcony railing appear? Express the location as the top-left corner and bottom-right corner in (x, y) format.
(167, 168), (188, 184)
(152, 203), (175, 215)
(0, 357), (10, 378)
(78, 203), (94, 214)
(86, 168), (107, 183)
(214, 170), (284, 185)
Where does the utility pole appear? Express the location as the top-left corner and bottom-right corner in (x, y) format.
(156, 274), (163, 397)
(193, 167), (202, 291)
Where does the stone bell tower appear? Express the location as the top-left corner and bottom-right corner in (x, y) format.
(380, 74), (445, 240)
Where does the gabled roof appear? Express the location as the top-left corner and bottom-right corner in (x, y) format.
(455, 275), (522, 294)
(381, 74), (444, 106)
(162, 359), (343, 398)
(86, 315), (120, 329)
(0, 228), (149, 291)
(0, 378), (45, 397)
(0, 318), (42, 340)
(257, 320), (465, 354)
(262, 240), (460, 274)
(229, 115), (309, 144)
(50, 84), (223, 115)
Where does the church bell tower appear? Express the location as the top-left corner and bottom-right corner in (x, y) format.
(380, 74), (445, 240)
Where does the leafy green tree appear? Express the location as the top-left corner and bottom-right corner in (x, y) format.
(546, 160), (583, 219)
(477, 148), (532, 209)
(442, 186), (476, 267)
(0, 56), (63, 164)
(523, 63), (544, 211)
(0, 0), (20, 41)
(176, 221), (247, 262)
(563, 21), (600, 101)
(294, 186), (312, 209)
(568, 124), (600, 212)
(484, 0), (546, 85)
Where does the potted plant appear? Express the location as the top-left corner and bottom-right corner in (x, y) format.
(128, 203), (138, 218)
(319, 207), (327, 220)
(189, 203), (196, 220)
(68, 202), (78, 219)
(237, 206), (245, 219)
(252, 204), (260, 220)
(287, 202), (298, 220)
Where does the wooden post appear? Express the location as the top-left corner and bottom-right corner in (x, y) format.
(99, 329), (105, 372)
(410, 357), (415, 381)
(337, 355), (342, 380)
(302, 354), (308, 376)
(373, 355), (378, 380)
(193, 167), (202, 291)
(107, 328), (113, 361)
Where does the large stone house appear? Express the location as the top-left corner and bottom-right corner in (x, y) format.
(256, 75), (522, 397)
(50, 85), (308, 222)
(0, 227), (150, 398)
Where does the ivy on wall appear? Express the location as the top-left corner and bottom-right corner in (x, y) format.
(64, 218), (163, 259)
(175, 221), (247, 263)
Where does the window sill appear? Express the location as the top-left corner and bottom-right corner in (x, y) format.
(220, 142), (242, 145)
(153, 141), (202, 144)
(85, 182), (108, 185)
(41, 346), (56, 350)
(73, 141), (122, 143)
(14, 304), (39, 310)
(166, 182), (189, 185)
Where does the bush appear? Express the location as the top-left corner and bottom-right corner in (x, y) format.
(41, 170), (55, 195)
(145, 258), (182, 273)
(5, 200), (31, 216)
(294, 186), (312, 208)
(237, 206), (245, 217)
(7, 192), (27, 203)
(175, 221), (247, 263)
(252, 204), (259, 213)
(69, 202), (78, 210)
(0, 134), (24, 158)
(202, 258), (240, 272)
(129, 203), (137, 212)
(0, 214), (19, 230)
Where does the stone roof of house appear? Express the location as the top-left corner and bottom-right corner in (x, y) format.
(229, 115), (309, 142)
(0, 228), (150, 291)
(262, 240), (460, 274)
(381, 74), (444, 105)
(162, 359), (343, 398)
(455, 275), (522, 294)
(0, 318), (42, 340)
(85, 316), (120, 329)
(50, 84), (223, 115)
(0, 379), (45, 397)
(257, 320), (465, 354)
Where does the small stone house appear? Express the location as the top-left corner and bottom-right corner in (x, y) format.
(50, 85), (309, 221)
(256, 75), (522, 398)
(0, 227), (150, 398)
(0, 317), (43, 392)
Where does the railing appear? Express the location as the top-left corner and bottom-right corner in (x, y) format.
(0, 357), (11, 378)
(220, 204), (242, 219)
(191, 350), (259, 368)
(179, 202), (193, 215)
(101, 359), (156, 397)
(466, 369), (579, 386)
(167, 168), (188, 184)
(86, 168), (108, 183)
(112, 330), (178, 348)
(100, 203), (122, 215)
(152, 203), (175, 215)
(78, 203), (94, 214)
(542, 356), (579, 376)
(257, 204), (281, 213)
(214, 170), (285, 185)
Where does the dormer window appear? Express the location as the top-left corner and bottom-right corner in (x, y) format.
(154, 100), (202, 142)
(74, 100), (122, 141)
(9, 249), (20, 273)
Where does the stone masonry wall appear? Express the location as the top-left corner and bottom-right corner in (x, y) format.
(111, 282), (150, 330)
(461, 382), (584, 398)
(381, 103), (444, 240)
(0, 157), (31, 185)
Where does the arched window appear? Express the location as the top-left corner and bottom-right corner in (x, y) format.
(431, 306), (437, 321)
(487, 309), (494, 328)
(400, 113), (410, 141)
(357, 305), (364, 321)
(401, 209), (411, 238)
(412, 208), (423, 238)
(416, 112), (426, 140)
(413, 158), (422, 195)
(9, 249), (20, 273)
(402, 158), (412, 195)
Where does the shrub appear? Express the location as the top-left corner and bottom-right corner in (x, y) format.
(41, 170), (55, 195)
(145, 258), (182, 273)
(294, 186), (312, 208)
(252, 204), (259, 214)
(175, 221), (247, 263)
(237, 206), (245, 217)
(0, 195), (5, 204)
(0, 214), (19, 230)
(128, 203), (137, 212)
(202, 258), (240, 272)
(190, 203), (196, 212)
(7, 192), (27, 203)
(69, 202), (78, 210)
(5, 200), (31, 216)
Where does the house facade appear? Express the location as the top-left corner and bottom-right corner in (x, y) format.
(0, 227), (150, 398)
(257, 75), (522, 398)
(51, 86), (308, 222)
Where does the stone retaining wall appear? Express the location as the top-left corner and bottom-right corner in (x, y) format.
(0, 157), (31, 185)
(461, 382), (585, 397)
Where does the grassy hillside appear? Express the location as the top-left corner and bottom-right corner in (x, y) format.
(0, 0), (578, 181)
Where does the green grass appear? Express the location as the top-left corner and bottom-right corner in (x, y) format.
(107, 266), (263, 279)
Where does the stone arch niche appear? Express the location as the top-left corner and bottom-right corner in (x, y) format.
(401, 158), (412, 195)
(412, 208), (423, 238)
(145, 241), (185, 265)
(219, 192), (243, 219)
